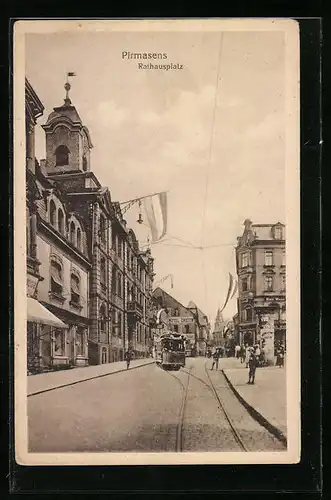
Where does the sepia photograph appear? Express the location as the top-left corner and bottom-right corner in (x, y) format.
(14, 19), (300, 465)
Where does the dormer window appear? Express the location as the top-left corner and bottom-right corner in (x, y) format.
(274, 226), (283, 240)
(55, 145), (70, 166)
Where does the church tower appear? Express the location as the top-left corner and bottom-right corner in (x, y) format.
(42, 77), (93, 175)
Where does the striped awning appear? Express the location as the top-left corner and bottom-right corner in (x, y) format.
(27, 297), (67, 328)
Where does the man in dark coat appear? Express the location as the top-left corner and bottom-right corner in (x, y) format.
(211, 349), (220, 371)
(247, 349), (258, 384)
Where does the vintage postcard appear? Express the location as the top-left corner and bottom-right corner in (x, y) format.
(14, 18), (300, 466)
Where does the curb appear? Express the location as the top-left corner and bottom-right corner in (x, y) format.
(222, 369), (287, 447)
(28, 360), (155, 397)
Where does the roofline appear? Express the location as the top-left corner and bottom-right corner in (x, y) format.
(25, 78), (44, 117)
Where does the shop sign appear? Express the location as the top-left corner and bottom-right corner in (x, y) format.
(265, 296), (284, 302)
(169, 316), (193, 324)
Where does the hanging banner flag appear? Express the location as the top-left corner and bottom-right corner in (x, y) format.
(230, 279), (238, 299)
(220, 272), (234, 312)
(143, 192), (167, 242)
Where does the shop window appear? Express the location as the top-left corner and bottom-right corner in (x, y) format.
(50, 259), (63, 296)
(264, 275), (274, 291)
(265, 250), (273, 266)
(49, 200), (56, 227)
(55, 145), (70, 166)
(54, 328), (65, 356)
(70, 273), (80, 305)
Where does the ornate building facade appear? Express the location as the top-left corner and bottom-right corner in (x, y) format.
(235, 219), (286, 356)
(30, 81), (155, 367)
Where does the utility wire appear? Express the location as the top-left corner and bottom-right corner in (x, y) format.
(200, 32), (224, 248)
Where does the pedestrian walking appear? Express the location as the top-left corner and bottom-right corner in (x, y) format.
(240, 344), (245, 363)
(235, 344), (241, 359)
(254, 344), (261, 366)
(124, 350), (132, 370)
(245, 344), (250, 368)
(211, 349), (220, 371)
(247, 350), (258, 384)
(276, 344), (285, 367)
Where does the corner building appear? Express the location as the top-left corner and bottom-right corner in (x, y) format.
(38, 87), (155, 365)
(235, 219), (286, 348)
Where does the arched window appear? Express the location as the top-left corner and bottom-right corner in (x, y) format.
(49, 200), (56, 226)
(69, 221), (76, 245)
(58, 208), (65, 235)
(55, 145), (70, 166)
(77, 227), (81, 251)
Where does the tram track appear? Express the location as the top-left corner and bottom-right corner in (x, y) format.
(158, 364), (192, 452)
(181, 361), (286, 452)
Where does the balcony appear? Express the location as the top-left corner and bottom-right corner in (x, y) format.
(127, 301), (143, 321)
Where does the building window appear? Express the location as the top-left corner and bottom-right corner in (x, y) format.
(264, 275), (274, 291)
(173, 325), (179, 333)
(69, 221), (76, 245)
(274, 226), (283, 239)
(281, 275), (286, 292)
(117, 273), (122, 297)
(265, 250), (273, 266)
(58, 208), (65, 235)
(99, 305), (106, 333)
(82, 155), (87, 171)
(117, 312), (122, 337)
(77, 227), (81, 251)
(241, 252), (248, 268)
(100, 258), (106, 287)
(246, 307), (253, 322)
(70, 273), (80, 305)
(55, 145), (70, 166)
(117, 238), (122, 258)
(53, 328), (65, 356)
(100, 215), (106, 243)
(174, 308), (179, 317)
(50, 259), (63, 296)
(127, 249), (130, 268)
(282, 249), (286, 266)
(49, 200), (56, 226)
(185, 324), (190, 334)
(242, 278), (248, 292)
(76, 327), (84, 356)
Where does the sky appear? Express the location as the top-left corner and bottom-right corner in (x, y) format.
(25, 27), (285, 326)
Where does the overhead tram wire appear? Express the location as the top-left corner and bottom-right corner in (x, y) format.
(198, 32), (224, 308)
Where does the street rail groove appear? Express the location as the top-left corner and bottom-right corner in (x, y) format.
(28, 361), (155, 397)
(158, 365), (192, 452)
(203, 362), (248, 451)
(221, 368), (287, 447)
(182, 362), (286, 451)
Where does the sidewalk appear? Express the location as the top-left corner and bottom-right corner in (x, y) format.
(221, 357), (287, 440)
(28, 358), (155, 396)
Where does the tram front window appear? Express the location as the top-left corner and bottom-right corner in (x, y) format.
(162, 340), (185, 351)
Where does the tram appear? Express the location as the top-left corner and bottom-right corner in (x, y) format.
(154, 332), (186, 371)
